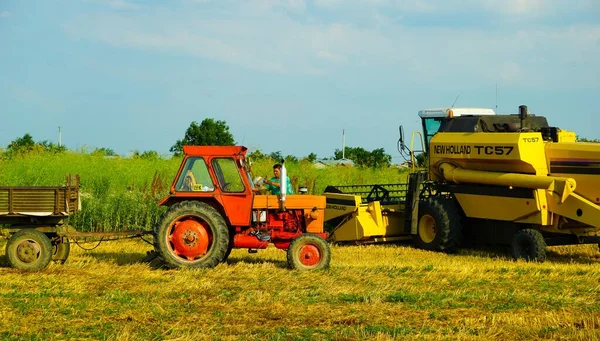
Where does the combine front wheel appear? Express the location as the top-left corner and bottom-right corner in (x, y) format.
(287, 234), (331, 271)
(510, 229), (546, 262)
(413, 197), (462, 253)
(154, 201), (229, 269)
(6, 229), (53, 271)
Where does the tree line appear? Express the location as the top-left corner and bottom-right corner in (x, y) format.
(5, 118), (599, 168)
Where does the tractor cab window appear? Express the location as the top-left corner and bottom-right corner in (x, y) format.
(243, 162), (256, 191)
(212, 158), (246, 193)
(422, 117), (443, 149)
(176, 157), (215, 192)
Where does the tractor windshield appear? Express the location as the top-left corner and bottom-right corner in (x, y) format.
(212, 158), (246, 193)
(175, 157), (215, 192)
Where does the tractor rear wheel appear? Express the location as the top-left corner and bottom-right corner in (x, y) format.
(510, 228), (546, 262)
(287, 234), (331, 271)
(154, 201), (229, 269)
(51, 238), (70, 264)
(413, 197), (462, 253)
(6, 229), (53, 271)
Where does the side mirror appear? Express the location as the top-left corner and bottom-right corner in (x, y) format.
(399, 125), (405, 146)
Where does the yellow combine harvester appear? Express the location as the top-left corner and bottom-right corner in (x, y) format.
(324, 105), (600, 261)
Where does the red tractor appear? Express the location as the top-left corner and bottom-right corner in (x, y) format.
(152, 146), (331, 270)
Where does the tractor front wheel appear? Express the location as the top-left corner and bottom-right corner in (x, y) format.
(6, 229), (53, 271)
(287, 234), (331, 271)
(413, 197), (462, 253)
(154, 201), (229, 269)
(510, 228), (546, 262)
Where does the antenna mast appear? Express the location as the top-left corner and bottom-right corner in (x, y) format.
(451, 94), (460, 108)
(495, 83), (498, 110)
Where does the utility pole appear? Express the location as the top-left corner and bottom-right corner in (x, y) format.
(342, 129), (345, 159)
(58, 126), (62, 147)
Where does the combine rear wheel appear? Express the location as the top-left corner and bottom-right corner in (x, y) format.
(510, 229), (546, 262)
(413, 197), (462, 253)
(6, 229), (53, 271)
(52, 238), (70, 264)
(154, 201), (229, 269)
(287, 234), (331, 271)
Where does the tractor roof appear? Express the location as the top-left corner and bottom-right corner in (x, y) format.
(418, 107), (496, 118)
(182, 145), (248, 157)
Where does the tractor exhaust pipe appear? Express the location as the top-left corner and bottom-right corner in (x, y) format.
(279, 159), (287, 211)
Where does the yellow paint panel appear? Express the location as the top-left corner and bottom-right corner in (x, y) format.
(455, 193), (542, 222)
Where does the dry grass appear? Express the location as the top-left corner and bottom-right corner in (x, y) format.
(0, 239), (599, 340)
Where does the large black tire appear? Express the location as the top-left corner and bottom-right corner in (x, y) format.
(153, 201), (229, 269)
(511, 228), (546, 262)
(52, 239), (70, 264)
(221, 229), (234, 263)
(6, 229), (53, 271)
(413, 197), (462, 253)
(287, 234), (331, 271)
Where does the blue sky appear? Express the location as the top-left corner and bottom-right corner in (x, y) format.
(1, 0), (599, 160)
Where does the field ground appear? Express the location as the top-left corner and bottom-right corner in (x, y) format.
(0, 239), (599, 340)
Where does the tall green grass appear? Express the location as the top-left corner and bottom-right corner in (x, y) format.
(0, 151), (408, 231)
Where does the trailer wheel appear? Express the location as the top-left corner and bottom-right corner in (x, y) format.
(413, 197), (462, 253)
(510, 229), (546, 262)
(154, 201), (229, 269)
(51, 239), (70, 264)
(6, 229), (53, 271)
(287, 234), (331, 271)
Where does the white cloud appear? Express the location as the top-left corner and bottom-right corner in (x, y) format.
(85, 0), (139, 10)
(108, 0), (138, 10)
(62, 2), (600, 88)
(317, 50), (348, 64)
(314, 0), (344, 8)
(0, 10), (12, 18)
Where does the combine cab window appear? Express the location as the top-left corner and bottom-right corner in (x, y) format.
(423, 118), (443, 146)
(176, 157), (215, 192)
(213, 158), (246, 193)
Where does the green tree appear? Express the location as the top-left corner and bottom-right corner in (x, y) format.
(92, 147), (116, 156)
(302, 152), (317, 163)
(170, 119), (235, 156)
(38, 140), (67, 153)
(269, 151), (283, 161)
(334, 146), (392, 168)
(5, 134), (66, 157)
(248, 149), (268, 161)
(7, 133), (35, 154)
(576, 136), (600, 143)
(285, 154), (298, 163)
(131, 150), (159, 160)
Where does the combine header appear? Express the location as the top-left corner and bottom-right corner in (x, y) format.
(324, 105), (600, 261)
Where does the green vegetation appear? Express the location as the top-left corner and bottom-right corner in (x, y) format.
(0, 150), (407, 232)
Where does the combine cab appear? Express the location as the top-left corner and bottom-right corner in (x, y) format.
(325, 105), (600, 261)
